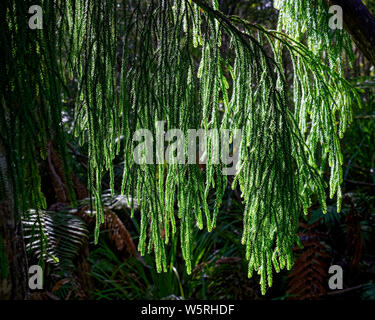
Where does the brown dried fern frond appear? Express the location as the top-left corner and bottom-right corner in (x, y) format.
(77, 206), (137, 258)
(287, 219), (329, 300)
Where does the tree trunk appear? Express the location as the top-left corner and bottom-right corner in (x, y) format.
(0, 146), (29, 300)
(327, 0), (375, 66)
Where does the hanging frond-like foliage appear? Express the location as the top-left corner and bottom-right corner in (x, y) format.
(275, 0), (359, 211)
(1, 0), (361, 294)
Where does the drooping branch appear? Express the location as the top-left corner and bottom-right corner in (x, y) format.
(326, 0), (375, 66)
